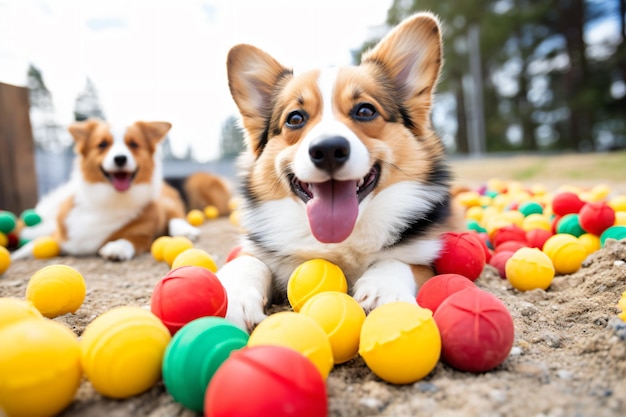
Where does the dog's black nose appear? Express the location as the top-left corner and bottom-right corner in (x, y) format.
(309, 136), (350, 174)
(114, 155), (127, 167)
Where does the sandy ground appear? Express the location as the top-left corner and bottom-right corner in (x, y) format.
(1, 215), (626, 417)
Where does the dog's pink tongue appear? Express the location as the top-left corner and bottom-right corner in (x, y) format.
(306, 180), (358, 243)
(111, 174), (132, 192)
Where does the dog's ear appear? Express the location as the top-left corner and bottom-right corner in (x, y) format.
(68, 119), (101, 154)
(135, 121), (172, 146)
(227, 44), (292, 156)
(361, 13), (443, 137)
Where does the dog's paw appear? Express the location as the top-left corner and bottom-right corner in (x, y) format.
(169, 218), (201, 241)
(99, 239), (135, 261)
(224, 287), (268, 332)
(353, 281), (418, 313)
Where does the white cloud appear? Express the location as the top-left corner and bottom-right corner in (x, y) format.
(0, 0), (391, 161)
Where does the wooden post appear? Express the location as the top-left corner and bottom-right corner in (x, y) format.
(0, 82), (38, 215)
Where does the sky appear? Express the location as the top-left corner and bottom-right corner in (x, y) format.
(0, 0), (392, 161)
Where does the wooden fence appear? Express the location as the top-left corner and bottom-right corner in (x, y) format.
(0, 82), (38, 215)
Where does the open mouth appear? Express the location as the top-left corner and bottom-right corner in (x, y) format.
(100, 167), (137, 192)
(288, 164), (380, 244)
(289, 163), (380, 204)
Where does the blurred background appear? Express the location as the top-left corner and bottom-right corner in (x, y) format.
(0, 0), (624, 203)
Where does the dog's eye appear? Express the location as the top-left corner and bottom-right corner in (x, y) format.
(97, 140), (108, 149)
(128, 140), (139, 149)
(285, 110), (307, 129)
(353, 103), (378, 121)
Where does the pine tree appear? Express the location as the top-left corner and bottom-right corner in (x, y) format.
(27, 64), (66, 151)
(74, 78), (106, 121)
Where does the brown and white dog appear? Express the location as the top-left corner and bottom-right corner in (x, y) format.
(15, 119), (200, 261)
(218, 13), (461, 330)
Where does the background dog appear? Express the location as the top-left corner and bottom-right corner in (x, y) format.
(218, 12), (462, 330)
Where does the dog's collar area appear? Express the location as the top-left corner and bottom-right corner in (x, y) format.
(289, 163), (380, 204)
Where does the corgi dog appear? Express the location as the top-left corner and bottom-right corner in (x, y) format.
(218, 13), (461, 330)
(15, 119), (200, 261)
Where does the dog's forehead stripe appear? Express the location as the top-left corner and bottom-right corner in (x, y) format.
(317, 67), (339, 120)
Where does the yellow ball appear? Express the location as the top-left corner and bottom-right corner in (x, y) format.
(163, 236), (194, 267)
(229, 210), (240, 227)
(456, 191), (481, 208)
(0, 319), (82, 417)
(0, 298), (43, 330)
(0, 232), (8, 248)
(619, 291), (626, 322)
(505, 247), (555, 291)
(186, 209), (205, 226)
(614, 211), (626, 227)
(228, 197), (242, 211)
(465, 206), (484, 222)
(542, 234), (588, 275)
(522, 214), (552, 232)
(171, 248), (217, 272)
(608, 196), (626, 212)
(26, 265), (86, 318)
(248, 311), (334, 379)
(203, 205), (220, 220)
(578, 233), (601, 255)
(300, 292), (365, 364)
(287, 259), (348, 312)
(32, 236), (60, 259)
(359, 302), (441, 384)
(0, 245), (10, 274)
(151, 236), (173, 262)
(80, 306), (171, 398)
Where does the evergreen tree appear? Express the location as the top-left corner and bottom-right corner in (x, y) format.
(27, 63), (66, 151)
(219, 115), (245, 159)
(74, 78), (106, 121)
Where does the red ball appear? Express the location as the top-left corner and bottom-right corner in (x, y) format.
(552, 192), (584, 216)
(205, 346), (327, 417)
(579, 202), (615, 236)
(494, 240), (527, 254)
(525, 229), (552, 250)
(416, 273), (475, 313)
(488, 251), (515, 279)
(474, 232), (493, 263)
(434, 287), (514, 373)
(492, 224), (527, 248)
(225, 245), (243, 263)
(151, 266), (228, 335)
(434, 232), (486, 281)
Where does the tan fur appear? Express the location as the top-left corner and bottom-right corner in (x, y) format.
(184, 172), (231, 215)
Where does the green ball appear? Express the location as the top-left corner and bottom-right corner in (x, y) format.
(600, 226), (626, 247)
(556, 214), (585, 237)
(466, 219), (486, 233)
(0, 211), (17, 234)
(518, 201), (543, 217)
(162, 317), (248, 412)
(20, 209), (41, 227)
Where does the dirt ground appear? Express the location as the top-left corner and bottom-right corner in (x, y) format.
(2, 183), (626, 416)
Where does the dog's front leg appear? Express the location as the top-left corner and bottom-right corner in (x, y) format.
(216, 255), (272, 332)
(352, 259), (424, 313)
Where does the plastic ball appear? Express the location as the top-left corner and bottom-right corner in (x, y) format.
(434, 232), (486, 281)
(608, 195), (626, 212)
(600, 226), (626, 247)
(20, 209), (42, 227)
(489, 251), (515, 279)
(492, 224), (527, 248)
(80, 306), (171, 398)
(475, 232), (493, 262)
(556, 214), (585, 237)
(187, 209), (205, 226)
(0, 298), (43, 330)
(287, 259), (348, 312)
(505, 247), (555, 291)
(619, 291), (626, 322)
(248, 312), (333, 379)
(205, 346), (327, 417)
(225, 245), (242, 263)
(171, 248), (217, 272)
(434, 287), (514, 372)
(578, 233), (601, 255)
(151, 266), (228, 335)
(300, 292), (365, 364)
(163, 317), (249, 412)
(0, 246), (10, 274)
(204, 205), (220, 220)
(26, 265), (86, 318)
(151, 235), (173, 262)
(522, 214), (552, 232)
(615, 212), (626, 226)
(416, 273), (475, 313)
(518, 201), (543, 217)
(494, 240), (527, 254)
(0, 211), (17, 234)
(359, 302), (441, 384)
(525, 228), (552, 250)
(542, 234), (587, 275)
(163, 236), (194, 266)
(31, 236), (61, 259)
(229, 210), (240, 227)
(579, 202), (615, 236)
(0, 319), (82, 417)
(552, 192), (584, 216)
(0, 231), (7, 248)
